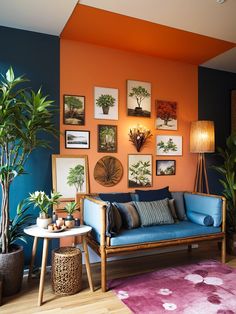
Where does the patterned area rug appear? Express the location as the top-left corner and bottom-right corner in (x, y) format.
(109, 260), (236, 314)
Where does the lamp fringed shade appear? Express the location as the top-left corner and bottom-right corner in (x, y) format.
(190, 121), (215, 153)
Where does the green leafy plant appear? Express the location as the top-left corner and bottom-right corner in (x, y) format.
(64, 201), (77, 215)
(65, 95), (83, 118)
(129, 160), (151, 186)
(0, 67), (57, 253)
(213, 134), (236, 235)
(157, 138), (178, 153)
(67, 164), (85, 192)
(129, 86), (150, 108)
(96, 94), (116, 109)
(28, 191), (61, 217)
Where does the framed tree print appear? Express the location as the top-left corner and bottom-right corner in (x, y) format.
(127, 80), (151, 117)
(94, 87), (118, 120)
(128, 154), (152, 188)
(52, 155), (89, 200)
(156, 135), (182, 156)
(155, 100), (177, 130)
(98, 125), (117, 153)
(63, 95), (85, 125)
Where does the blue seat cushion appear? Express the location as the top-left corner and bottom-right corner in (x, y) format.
(184, 193), (222, 227)
(110, 221), (221, 246)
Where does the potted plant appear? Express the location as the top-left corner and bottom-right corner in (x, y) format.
(96, 94), (115, 115)
(64, 201), (78, 228)
(0, 67), (57, 296)
(28, 191), (62, 228)
(128, 86), (150, 113)
(213, 133), (236, 253)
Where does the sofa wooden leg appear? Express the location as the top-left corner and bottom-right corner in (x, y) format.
(221, 237), (226, 263)
(101, 247), (107, 292)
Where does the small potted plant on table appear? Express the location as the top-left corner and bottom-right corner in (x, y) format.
(64, 202), (78, 228)
(28, 191), (62, 229)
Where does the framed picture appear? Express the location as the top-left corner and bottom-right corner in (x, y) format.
(94, 156), (123, 187)
(156, 135), (182, 156)
(65, 130), (90, 149)
(98, 125), (117, 153)
(94, 86), (118, 120)
(63, 95), (85, 125)
(127, 80), (151, 117)
(52, 155), (89, 199)
(156, 100), (177, 130)
(156, 160), (176, 176)
(128, 154), (152, 188)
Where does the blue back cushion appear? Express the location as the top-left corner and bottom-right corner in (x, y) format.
(135, 187), (172, 201)
(184, 193), (222, 227)
(99, 192), (132, 203)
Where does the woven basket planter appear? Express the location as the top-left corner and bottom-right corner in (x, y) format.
(51, 247), (82, 295)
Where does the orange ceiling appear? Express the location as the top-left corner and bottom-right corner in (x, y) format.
(61, 4), (235, 65)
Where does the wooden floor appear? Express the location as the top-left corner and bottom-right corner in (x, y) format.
(1, 243), (236, 314)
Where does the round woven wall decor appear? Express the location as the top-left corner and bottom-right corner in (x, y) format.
(94, 156), (123, 187)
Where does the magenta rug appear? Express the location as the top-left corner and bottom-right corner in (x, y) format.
(109, 260), (236, 314)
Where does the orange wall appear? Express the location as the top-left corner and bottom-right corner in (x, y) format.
(60, 40), (198, 193)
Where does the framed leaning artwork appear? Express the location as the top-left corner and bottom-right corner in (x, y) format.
(94, 86), (118, 120)
(65, 130), (90, 149)
(128, 154), (152, 188)
(52, 155), (89, 200)
(156, 135), (182, 156)
(155, 100), (177, 130)
(63, 95), (85, 125)
(127, 80), (151, 117)
(156, 160), (176, 176)
(98, 125), (117, 153)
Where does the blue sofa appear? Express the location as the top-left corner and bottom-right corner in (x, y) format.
(82, 191), (226, 292)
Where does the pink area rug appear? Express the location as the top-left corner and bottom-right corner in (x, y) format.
(109, 260), (236, 314)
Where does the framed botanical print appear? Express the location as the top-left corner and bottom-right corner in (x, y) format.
(156, 100), (177, 130)
(128, 154), (152, 188)
(63, 95), (85, 125)
(127, 80), (151, 117)
(52, 155), (89, 200)
(156, 135), (182, 156)
(156, 160), (176, 176)
(98, 125), (117, 153)
(94, 87), (118, 120)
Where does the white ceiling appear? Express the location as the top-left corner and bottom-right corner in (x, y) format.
(0, 0), (235, 73)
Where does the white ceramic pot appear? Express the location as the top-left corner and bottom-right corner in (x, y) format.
(36, 217), (52, 229)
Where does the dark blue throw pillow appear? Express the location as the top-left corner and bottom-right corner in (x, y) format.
(99, 192), (132, 203)
(135, 187), (172, 202)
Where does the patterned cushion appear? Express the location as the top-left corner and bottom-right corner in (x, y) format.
(113, 202), (140, 229)
(168, 199), (178, 222)
(135, 187), (172, 201)
(133, 199), (174, 227)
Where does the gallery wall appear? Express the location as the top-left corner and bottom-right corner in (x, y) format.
(0, 26), (60, 264)
(60, 40), (198, 193)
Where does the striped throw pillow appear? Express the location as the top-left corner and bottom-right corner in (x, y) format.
(113, 202), (140, 229)
(133, 198), (174, 227)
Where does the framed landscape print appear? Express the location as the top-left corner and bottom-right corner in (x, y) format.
(63, 95), (85, 125)
(128, 154), (152, 188)
(156, 100), (177, 130)
(127, 80), (151, 117)
(65, 130), (90, 149)
(156, 160), (176, 176)
(98, 125), (117, 153)
(156, 135), (182, 156)
(94, 87), (118, 120)
(52, 155), (89, 199)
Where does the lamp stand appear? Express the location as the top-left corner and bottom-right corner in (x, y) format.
(194, 153), (209, 194)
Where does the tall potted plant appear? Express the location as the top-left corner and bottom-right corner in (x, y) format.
(213, 134), (236, 253)
(0, 67), (57, 296)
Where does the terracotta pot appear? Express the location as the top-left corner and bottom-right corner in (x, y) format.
(0, 245), (24, 296)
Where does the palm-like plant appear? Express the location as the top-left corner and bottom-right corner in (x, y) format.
(213, 134), (236, 235)
(67, 164), (85, 192)
(0, 67), (57, 253)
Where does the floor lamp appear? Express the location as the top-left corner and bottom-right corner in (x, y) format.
(190, 120), (215, 194)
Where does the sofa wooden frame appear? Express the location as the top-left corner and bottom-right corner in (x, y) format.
(81, 192), (226, 292)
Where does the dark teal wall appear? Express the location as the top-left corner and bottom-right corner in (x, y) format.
(198, 66), (236, 194)
(0, 26), (60, 265)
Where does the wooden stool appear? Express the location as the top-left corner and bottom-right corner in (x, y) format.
(51, 247), (82, 295)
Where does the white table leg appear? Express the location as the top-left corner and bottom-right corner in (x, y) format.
(38, 238), (49, 306)
(82, 236), (94, 292)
